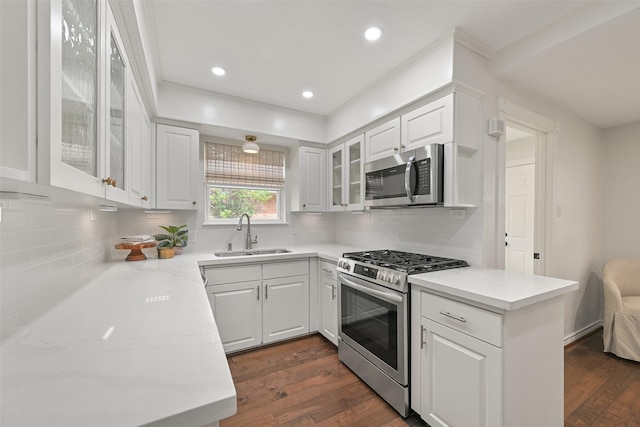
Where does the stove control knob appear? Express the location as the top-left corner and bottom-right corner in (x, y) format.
(383, 272), (391, 282)
(391, 275), (400, 285)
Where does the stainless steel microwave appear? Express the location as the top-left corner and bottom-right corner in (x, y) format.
(364, 144), (443, 208)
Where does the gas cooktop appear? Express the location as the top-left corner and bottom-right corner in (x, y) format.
(342, 249), (468, 275)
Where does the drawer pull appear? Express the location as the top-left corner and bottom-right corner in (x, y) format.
(440, 311), (467, 323)
(420, 325), (426, 349)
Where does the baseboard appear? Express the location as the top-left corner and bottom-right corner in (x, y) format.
(564, 320), (603, 346)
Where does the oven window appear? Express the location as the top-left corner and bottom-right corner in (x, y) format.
(341, 285), (398, 369)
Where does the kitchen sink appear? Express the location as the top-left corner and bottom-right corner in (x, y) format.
(213, 248), (291, 257)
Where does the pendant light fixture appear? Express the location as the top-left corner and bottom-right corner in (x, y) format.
(242, 135), (259, 154)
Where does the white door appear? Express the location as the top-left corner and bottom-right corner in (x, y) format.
(421, 318), (502, 427)
(263, 275), (310, 343)
(207, 281), (262, 353)
(505, 163), (535, 274)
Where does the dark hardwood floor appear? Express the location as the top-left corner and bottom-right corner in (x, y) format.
(221, 330), (640, 426)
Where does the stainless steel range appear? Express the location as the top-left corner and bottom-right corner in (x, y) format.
(336, 249), (468, 417)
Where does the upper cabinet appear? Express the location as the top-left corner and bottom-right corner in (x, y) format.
(155, 124), (200, 210)
(329, 134), (364, 211)
(362, 88), (482, 208)
(0, 0), (37, 182)
(364, 118), (401, 162)
(290, 145), (326, 212)
(32, 0), (153, 206)
(37, 0), (106, 197)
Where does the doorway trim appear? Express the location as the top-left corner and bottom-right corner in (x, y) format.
(497, 98), (559, 275)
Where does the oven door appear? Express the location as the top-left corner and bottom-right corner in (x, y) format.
(338, 272), (408, 385)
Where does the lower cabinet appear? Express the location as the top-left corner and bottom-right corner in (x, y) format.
(411, 288), (565, 427)
(319, 261), (338, 345)
(420, 318), (502, 427)
(204, 259), (310, 353)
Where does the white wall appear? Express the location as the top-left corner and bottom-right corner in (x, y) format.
(602, 122), (640, 261)
(0, 199), (117, 337)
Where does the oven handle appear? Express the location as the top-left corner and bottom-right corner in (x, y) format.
(338, 273), (403, 304)
(404, 155), (415, 203)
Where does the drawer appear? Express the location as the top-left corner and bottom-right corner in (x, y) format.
(263, 259), (309, 279)
(205, 264), (261, 285)
(421, 292), (503, 347)
(321, 261), (337, 279)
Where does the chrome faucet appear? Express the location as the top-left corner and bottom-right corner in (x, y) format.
(236, 213), (258, 250)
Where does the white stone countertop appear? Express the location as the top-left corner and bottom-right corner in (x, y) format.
(0, 244), (360, 427)
(409, 267), (579, 311)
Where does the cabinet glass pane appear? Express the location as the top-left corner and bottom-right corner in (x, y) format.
(61, 0), (98, 176)
(332, 150), (342, 169)
(349, 143), (360, 162)
(109, 34), (125, 189)
(333, 187), (342, 206)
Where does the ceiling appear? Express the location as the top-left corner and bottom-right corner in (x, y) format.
(146, 1), (640, 130)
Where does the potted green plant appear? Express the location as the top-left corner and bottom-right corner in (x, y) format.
(154, 224), (189, 258)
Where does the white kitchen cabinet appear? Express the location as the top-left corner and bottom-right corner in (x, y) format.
(36, 0), (106, 197)
(364, 117), (401, 162)
(127, 74), (152, 207)
(320, 261), (338, 345)
(329, 134), (364, 211)
(155, 124), (200, 209)
(207, 280), (262, 353)
(263, 274), (310, 343)
(0, 0), (36, 182)
(290, 145), (326, 212)
(420, 318), (502, 427)
(204, 259), (310, 353)
(411, 287), (566, 427)
(401, 94), (454, 151)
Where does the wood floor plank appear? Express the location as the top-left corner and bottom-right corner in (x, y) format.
(222, 330), (640, 427)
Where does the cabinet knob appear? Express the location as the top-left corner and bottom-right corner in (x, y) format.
(141, 196), (148, 201)
(400, 144), (406, 149)
(102, 177), (116, 187)
(393, 147), (399, 152)
(192, 201), (197, 205)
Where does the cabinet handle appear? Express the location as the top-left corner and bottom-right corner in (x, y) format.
(332, 285), (336, 300)
(265, 284), (268, 300)
(102, 177), (116, 187)
(420, 325), (426, 349)
(440, 311), (467, 323)
(141, 196), (148, 201)
(257, 286), (260, 300)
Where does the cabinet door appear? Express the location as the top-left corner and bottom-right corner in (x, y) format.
(345, 134), (364, 210)
(156, 124), (199, 209)
(207, 281), (262, 353)
(263, 275), (310, 344)
(421, 318), (502, 427)
(328, 144), (346, 211)
(37, 0), (106, 197)
(0, 0), (36, 182)
(364, 117), (400, 162)
(104, 9), (129, 204)
(401, 94), (453, 152)
(320, 277), (338, 345)
(127, 75), (151, 207)
(298, 146), (326, 212)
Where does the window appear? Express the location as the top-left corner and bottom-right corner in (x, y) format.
(204, 142), (285, 224)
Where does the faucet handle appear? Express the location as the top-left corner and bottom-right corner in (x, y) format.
(252, 234), (258, 244)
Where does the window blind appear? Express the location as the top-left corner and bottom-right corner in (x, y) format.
(205, 142), (285, 188)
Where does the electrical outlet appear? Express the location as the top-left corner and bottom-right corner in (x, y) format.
(449, 209), (466, 220)
(90, 209), (97, 222)
(189, 231), (196, 243)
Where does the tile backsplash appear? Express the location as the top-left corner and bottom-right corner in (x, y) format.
(0, 199), (117, 337)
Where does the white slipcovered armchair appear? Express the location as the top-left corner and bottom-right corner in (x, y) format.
(602, 259), (640, 362)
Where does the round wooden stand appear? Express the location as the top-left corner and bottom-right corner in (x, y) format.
(115, 241), (156, 261)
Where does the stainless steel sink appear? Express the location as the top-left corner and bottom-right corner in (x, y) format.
(213, 248), (291, 257)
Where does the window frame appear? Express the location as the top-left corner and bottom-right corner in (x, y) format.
(204, 184), (286, 226)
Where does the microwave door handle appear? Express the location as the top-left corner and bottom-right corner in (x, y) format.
(404, 155), (416, 202)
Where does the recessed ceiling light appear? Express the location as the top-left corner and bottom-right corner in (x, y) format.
(302, 90), (314, 99)
(364, 26), (382, 41)
(211, 66), (226, 76)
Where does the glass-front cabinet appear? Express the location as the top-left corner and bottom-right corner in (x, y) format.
(36, 0), (150, 204)
(328, 134), (364, 211)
